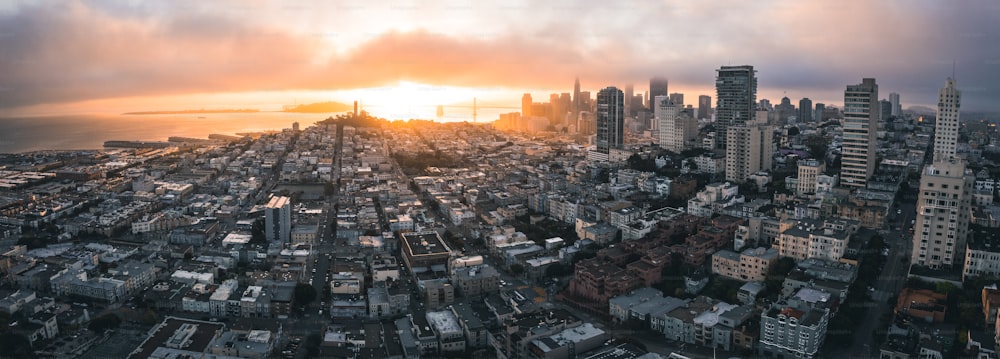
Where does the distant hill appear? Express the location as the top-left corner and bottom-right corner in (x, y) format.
(906, 106), (935, 115)
(124, 109), (258, 115)
(282, 101), (352, 113)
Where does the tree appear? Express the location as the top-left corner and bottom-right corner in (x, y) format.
(250, 219), (266, 244)
(88, 313), (122, 333)
(627, 154), (657, 172)
(0, 333), (32, 359)
(295, 283), (317, 307)
(509, 264), (525, 276)
(787, 126), (800, 137)
(804, 134), (828, 160)
(545, 263), (571, 278)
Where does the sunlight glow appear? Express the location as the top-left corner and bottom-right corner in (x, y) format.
(339, 81), (495, 120)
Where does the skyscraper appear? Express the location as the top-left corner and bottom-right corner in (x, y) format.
(624, 84), (634, 118)
(649, 77), (668, 109)
(596, 87), (625, 153)
(815, 103), (825, 122)
(889, 92), (901, 117)
(698, 95), (712, 119)
(669, 93), (684, 107)
(911, 160), (974, 269)
(265, 195), (291, 243)
(934, 78), (961, 162)
(840, 78), (879, 189)
(775, 96), (795, 124)
(522, 93), (533, 117)
(559, 93), (572, 124)
(879, 99), (892, 126)
(573, 77), (582, 118)
(715, 65), (757, 149)
(656, 95), (697, 152)
(798, 98), (813, 122)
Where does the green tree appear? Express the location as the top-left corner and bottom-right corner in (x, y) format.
(804, 135), (828, 160)
(509, 264), (525, 276)
(295, 283), (318, 307)
(0, 333), (32, 359)
(88, 313), (122, 333)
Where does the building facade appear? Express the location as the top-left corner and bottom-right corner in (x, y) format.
(934, 77), (961, 162)
(840, 78), (879, 189)
(911, 160), (974, 269)
(725, 123), (773, 183)
(596, 87), (625, 154)
(715, 65), (757, 149)
(264, 196), (291, 243)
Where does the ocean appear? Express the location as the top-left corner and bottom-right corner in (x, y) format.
(0, 109), (496, 154)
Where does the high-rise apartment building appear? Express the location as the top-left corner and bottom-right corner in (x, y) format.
(911, 160), (974, 269)
(265, 195), (291, 243)
(934, 78), (961, 162)
(814, 103), (825, 122)
(698, 95), (712, 119)
(715, 65), (757, 149)
(797, 159), (825, 196)
(879, 99), (892, 126)
(596, 87), (625, 153)
(656, 96), (697, 152)
(521, 93), (533, 118)
(649, 77), (668, 109)
(798, 98), (813, 122)
(725, 121), (773, 183)
(840, 78), (878, 189)
(889, 92), (901, 117)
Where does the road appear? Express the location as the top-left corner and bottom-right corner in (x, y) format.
(843, 200), (915, 358)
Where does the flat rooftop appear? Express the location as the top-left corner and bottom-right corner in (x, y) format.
(129, 317), (224, 359)
(402, 231), (452, 256)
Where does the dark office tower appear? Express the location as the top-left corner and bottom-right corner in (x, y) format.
(649, 77), (669, 109)
(775, 96), (795, 124)
(715, 65), (757, 149)
(632, 94), (645, 116)
(550, 93), (562, 124)
(698, 95), (712, 119)
(596, 87), (625, 153)
(815, 103), (825, 121)
(625, 85), (634, 117)
(799, 98), (813, 122)
(522, 93), (533, 117)
(573, 77), (581, 115)
(879, 99), (892, 123)
(840, 78), (879, 189)
(669, 93), (684, 107)
(559, 93), (572, 124)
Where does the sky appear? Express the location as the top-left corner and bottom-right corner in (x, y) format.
(1, 0), (999, 120)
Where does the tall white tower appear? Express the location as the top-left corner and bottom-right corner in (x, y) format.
(933, 78), (961, 162)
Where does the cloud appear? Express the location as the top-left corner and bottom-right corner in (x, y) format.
(1, 0), (998, 112)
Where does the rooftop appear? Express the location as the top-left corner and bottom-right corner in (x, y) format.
(402, 231), (453, 256)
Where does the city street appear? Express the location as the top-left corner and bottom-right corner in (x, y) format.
(842, 200), (916, 358)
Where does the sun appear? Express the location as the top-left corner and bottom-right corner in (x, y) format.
(350, 81), (476, 120)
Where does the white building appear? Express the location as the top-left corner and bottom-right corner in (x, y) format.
(265, 196), (291, 243)
(911, 160), (974, 269)
(774, 218), (859, 262)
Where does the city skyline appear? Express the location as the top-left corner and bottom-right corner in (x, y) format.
(1, 0), (999, 120)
